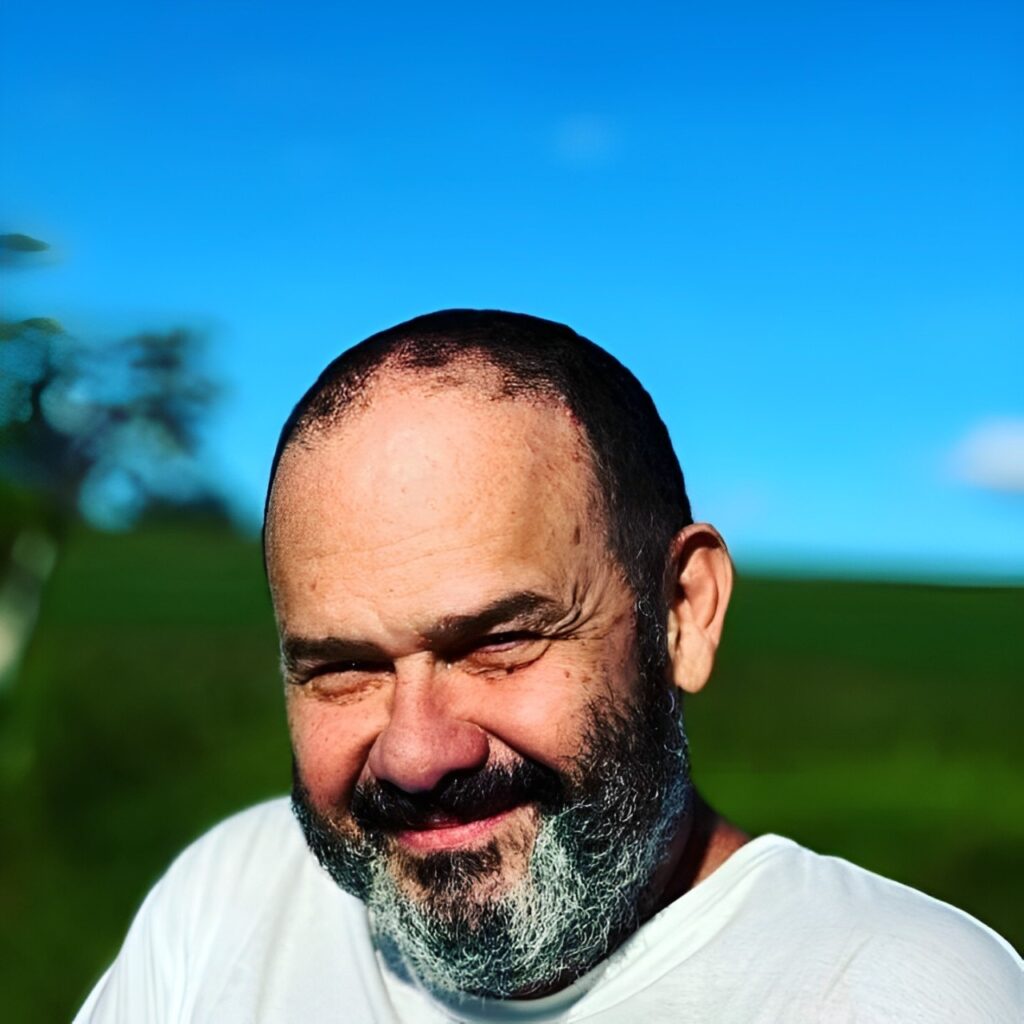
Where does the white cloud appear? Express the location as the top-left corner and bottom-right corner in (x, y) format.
(950, 417), (1024, 493)
(553, 115), (617, 166)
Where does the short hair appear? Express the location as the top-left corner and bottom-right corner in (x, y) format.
(265, 309), (692, 617)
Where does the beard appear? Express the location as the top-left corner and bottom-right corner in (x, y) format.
(291, 681), (691, 999)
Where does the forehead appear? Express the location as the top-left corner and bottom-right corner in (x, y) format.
(265, 380), (610, 630)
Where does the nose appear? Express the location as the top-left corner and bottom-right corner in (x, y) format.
(366, 662), (489, 793)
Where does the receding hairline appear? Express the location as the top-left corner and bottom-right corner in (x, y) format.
(265, 359), (610, 557)
(262, 310), (692, 627)
(288, 345), (571, 443)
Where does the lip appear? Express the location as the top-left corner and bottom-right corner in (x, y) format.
(396, 808), (516, 852)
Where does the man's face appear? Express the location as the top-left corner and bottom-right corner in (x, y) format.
(266, 379), (689, 995)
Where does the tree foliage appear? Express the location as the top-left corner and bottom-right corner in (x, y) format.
(0, 234), (224, 533)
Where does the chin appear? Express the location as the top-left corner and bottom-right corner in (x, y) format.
(293, 688), (692, 998)
(387, 811), (539, 919)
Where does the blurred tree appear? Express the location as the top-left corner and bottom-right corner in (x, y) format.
(0, 232), (50, 261)
(0, 233), (226, 684)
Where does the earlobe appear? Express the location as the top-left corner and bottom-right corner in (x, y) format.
(665, 524), (733, 696)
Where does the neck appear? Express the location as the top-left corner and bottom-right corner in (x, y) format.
(460, 790), (748, 1001)
(645, 788), (750, 918)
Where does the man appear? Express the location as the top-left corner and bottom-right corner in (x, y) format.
(77, 310), (1021, 1022)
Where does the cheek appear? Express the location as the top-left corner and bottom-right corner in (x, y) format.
(287, 693), (384, 809)
(469, 646), (633, 770)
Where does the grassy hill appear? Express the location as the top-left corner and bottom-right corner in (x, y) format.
(2, 525), (1021, 1021)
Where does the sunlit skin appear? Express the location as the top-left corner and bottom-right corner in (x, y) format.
(265, 371), (746, 917)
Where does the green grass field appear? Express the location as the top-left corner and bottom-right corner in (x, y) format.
(2, 525), (1021, 1022)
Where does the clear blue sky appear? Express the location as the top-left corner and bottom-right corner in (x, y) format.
(3, 1), (1022, 579)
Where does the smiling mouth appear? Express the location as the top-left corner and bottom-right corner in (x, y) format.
(396, 807), (519, 852)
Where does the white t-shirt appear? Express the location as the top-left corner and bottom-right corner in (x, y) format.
(75, 798), (1022, 1023)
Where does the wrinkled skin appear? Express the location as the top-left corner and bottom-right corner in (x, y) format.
(265, 374), (744, 996)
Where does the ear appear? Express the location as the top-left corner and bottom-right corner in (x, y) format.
(665, 523), (733, 695)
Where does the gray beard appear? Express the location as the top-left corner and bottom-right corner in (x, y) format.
(291, 685), (691, 999)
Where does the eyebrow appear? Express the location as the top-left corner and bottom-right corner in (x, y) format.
(421, 591), (564, 648)
(280, 590), (565, 673)
(280, 635), (389, 675)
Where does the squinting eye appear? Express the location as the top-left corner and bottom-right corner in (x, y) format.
(321, 660), (392, 676)
(299, 660), (392, 685)
(295, 660), (394, 702)
(478, 632), (531, 651)
(465, 631), (544, 656)
(458, 633), (548, 673)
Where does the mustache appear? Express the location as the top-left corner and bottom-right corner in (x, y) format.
(350, 759), (566, 833)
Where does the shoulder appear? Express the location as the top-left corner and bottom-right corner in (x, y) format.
(75, 798), (366, 1023)
(766, 838), (1020, 960)
(161, 796), (306, 888)
(752, 837), (1023, 1018)
(135, 798), (303, 921)
(145, 796), (352, 952)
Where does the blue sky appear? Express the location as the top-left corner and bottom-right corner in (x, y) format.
(3, 1), (1022, 578)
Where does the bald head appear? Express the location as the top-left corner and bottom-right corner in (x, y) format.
(266, 369), (601, 561)
(264, 310), (692, 616)
(265, 380), (616, 654)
